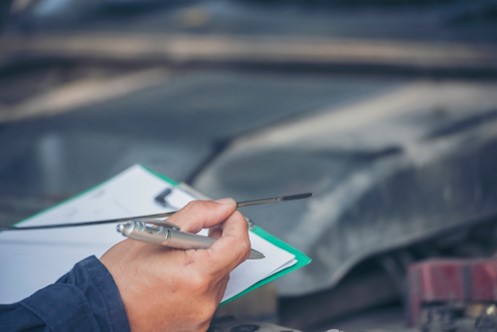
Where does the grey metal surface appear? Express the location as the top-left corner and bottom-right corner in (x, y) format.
(193, 81), (497, 295)
(0, 70), (395, 224)
(12, 0), (497, 43)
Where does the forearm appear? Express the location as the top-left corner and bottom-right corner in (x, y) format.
(0, 256), (130, 332)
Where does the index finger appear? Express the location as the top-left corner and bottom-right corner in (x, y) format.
(167, 199), (237, 233)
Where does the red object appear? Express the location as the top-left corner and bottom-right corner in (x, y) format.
(407, 258), (497, 326)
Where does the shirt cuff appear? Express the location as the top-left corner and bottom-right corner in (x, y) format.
(21, 256), (130, 332)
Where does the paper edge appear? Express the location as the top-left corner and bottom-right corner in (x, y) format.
(220, 226), (312, 304)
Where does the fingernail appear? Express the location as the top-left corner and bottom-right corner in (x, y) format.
(215, 198), (235, 205)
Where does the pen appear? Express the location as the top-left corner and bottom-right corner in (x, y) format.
(117, 220), (265, 260)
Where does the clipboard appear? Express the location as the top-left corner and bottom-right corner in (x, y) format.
(0, 165), (311, 304)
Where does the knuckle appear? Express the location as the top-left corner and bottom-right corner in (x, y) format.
(184, 200), (208, 211)
(196, 311), (215, 331)
(236, 233), (249, 250)
(189, 297), (217, 331)
(240, 239), (251, 260)
(224, 236), (250, 263)
(190, 294), (218, 327)
(232, 210), (248, 224)
(200, 299), (218, 320)
(188, 270), (210, 293)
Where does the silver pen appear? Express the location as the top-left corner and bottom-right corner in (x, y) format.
(116, 220), (265, 259)
(113, 193), (314, 260)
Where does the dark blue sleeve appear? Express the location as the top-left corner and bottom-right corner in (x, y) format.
(0, 256), (130, 332)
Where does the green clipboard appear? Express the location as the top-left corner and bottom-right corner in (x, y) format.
(7, 164), (312, 304)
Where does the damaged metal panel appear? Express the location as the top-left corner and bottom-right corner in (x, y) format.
(192, 81), (497, 296)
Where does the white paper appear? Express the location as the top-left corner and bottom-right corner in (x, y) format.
(0, 165), (295, 303)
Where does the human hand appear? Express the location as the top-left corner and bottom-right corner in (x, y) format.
(100, 199), (251, 332)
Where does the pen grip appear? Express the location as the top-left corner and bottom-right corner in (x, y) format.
(167, 229), (264, 259)
(167, 229), (215, 250)
(117, 221), (264, 259)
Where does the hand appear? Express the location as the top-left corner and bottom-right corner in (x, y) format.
(100, 199), (251, 332)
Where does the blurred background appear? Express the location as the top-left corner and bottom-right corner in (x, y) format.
(1, 0), (497, 331)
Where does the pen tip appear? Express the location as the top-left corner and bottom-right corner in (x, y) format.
(250, 249), (265, 260)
